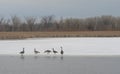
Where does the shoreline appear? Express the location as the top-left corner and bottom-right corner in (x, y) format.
(0, 53), (120, 57)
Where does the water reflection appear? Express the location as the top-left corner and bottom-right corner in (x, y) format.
(34, 55), (39, 60)
(19, 55), (64, 61)
(0, 56), (119, 74)
(52, 55), (57, 59)
(44, 55), (51, 59)
(60, 56), (64, 60)
(20, 55), (25, 60)
(51, 55), (64, 61)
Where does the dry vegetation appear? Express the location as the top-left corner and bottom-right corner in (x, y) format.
(0, 31), (120, 39)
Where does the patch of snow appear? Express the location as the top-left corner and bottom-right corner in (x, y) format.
(0, 37), (120, 55)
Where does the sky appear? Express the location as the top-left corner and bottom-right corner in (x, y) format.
(0, 0), (120, 18)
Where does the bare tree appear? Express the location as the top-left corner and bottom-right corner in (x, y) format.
(11, 16), (22, 31)
(0, 15), (120, 32)
(0, 18), (4, 31)
(41, 15), (55, 31)
(25, 17), (36, 31)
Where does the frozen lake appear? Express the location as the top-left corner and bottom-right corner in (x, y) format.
(0, 38), (120, 74)
(0, 37), (120, 55)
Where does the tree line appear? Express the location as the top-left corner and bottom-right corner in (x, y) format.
(0, 15), (120, 32)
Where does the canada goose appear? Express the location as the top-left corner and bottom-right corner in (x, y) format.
(34, 48), (40, 54)
(60, 46), (64, 55)
(44, 50), (51, 54)
(52, 48), (58, 54)
(20, 48), (25, 55)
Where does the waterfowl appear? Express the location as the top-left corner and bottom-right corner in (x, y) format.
(20, 48), (25, 55)
(60, 46), (64, 55)
(44, 50), (51, 54)
(52, 48), (58, 54)
(34, 48), (40, 54)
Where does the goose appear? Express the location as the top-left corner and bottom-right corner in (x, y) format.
(20, 48), (25, 55)
(44, 50), (51, 54)
(34, 48), (40, 54)
(52, 48), (58, 54)
(60, 46), (64, 55)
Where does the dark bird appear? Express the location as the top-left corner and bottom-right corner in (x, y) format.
(44, 50), (51, 54)
(60, 46), (64, 55)
(34, 48), (40, 54)
(20, 48), (25, 55)
(52, 48), (58, 54)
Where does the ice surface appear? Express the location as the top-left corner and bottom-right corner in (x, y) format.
(0, 37), (120, 55)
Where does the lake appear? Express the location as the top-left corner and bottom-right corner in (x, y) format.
(0, 55), (120, 74)
(0, 38), (120, 74)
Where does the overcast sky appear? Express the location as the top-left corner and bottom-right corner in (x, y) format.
(0, 0), (120, 18)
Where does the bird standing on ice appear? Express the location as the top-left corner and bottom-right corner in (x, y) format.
(34, 48), (40, 54)
(52, 48), (58, 54)
(20, 48), (25, 55)
(60, 46), (64, 55)
(44, 50), (51, 54)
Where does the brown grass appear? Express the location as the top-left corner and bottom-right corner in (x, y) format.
(0, 31), (120, 39)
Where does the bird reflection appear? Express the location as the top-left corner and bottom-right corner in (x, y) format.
(34, 55), (39, 59)
(60, 56), (64, 60)
(20, 55), (25, 60)
(52, 55), (57, 59)
(44, 55), (51, 59)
